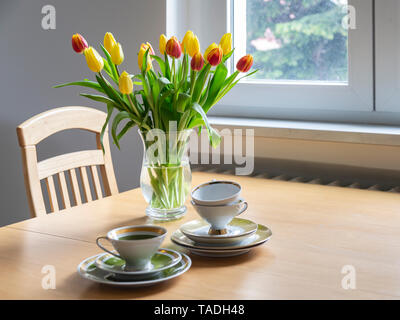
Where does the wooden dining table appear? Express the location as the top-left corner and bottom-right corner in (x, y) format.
(1, 171), (400, 299)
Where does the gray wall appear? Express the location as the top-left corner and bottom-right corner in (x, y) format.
(0, 0), (166, 226)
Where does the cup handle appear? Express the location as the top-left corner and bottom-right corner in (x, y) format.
(236, 201), (248, 216)
(96, 236), (122, 259)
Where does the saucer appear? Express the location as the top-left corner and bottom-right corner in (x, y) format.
(171, 224), (272, 257)
(77, 252), (191, 287)
(180, 218), (258, 244)
(178, 247), (252, 257)
(95, 248), (181, 279)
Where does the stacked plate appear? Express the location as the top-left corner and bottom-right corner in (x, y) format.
(171, 180), (272, 257)
(171, 218), (272, 257)
(77, 248), (191, 287)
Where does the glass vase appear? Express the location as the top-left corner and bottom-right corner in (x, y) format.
(139, 129), (192, 221)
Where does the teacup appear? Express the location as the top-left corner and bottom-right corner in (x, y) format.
(191, 198), (248, 234)
(96, 225), (167, 271)
(191, 180), (242, 206)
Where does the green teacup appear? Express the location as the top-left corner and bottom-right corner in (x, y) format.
(96, 225), (167, 271)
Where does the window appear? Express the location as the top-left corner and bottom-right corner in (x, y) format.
(167, 0), (400, 125)
(243, 0), (348, 82)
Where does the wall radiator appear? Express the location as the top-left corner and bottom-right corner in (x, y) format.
(193, 167), (400, 193)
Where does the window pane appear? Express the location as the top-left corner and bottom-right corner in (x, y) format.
(245, 0), (348, 82)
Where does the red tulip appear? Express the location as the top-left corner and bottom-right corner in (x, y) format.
(71, 33), (88, 54)
(191, 52), (204, 71)
(207, 46), (223, 66)
(166, 36), (182, 59)
(236, 54), (254, 73)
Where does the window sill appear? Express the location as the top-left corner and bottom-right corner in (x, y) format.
(209, 117), (400, 147)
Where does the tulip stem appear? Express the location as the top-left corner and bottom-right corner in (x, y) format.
(115, 65), (120, 78)
(189, 69), (196, 96)
(127, 94), (140, 118)
(172, 58), (176, 86)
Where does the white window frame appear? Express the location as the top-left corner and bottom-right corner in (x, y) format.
(218, 0), (373, 112)
(166, 0), (400, 125)
(375, 0), (400, 112)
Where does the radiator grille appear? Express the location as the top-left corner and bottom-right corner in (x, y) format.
(193, 167), (400, 193)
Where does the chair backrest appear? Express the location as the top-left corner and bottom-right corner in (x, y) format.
(17, 106), (118, 217)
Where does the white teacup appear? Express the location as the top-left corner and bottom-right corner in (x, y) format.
(96, 225), (167, 271)
(191, 198), (248, 234)
(191, 180), (242, 206)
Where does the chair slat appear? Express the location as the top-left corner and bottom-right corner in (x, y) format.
(45, 176), (59, 212)
(57, 172), (71, 209)
(68, 169), (82, 206)
(37, 150), (104, 180)
(90, 166), (103, 200)
(79, 167), (92, 203)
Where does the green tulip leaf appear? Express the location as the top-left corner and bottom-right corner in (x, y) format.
(117, 120), (135, 140)
(203, 63), (228, 113)
(151, 55), (166, 75)
(191, 102), (221, 148)
(53, 80), (104, 93)
(99, 103), (114, 153)
(176, 92), (191, 113)
(79, 93), (116, 105)
(111, 111), (131, 149)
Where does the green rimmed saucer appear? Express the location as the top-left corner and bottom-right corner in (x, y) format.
(172, 224), (272, 257)
(77, 252), (191, 287)
(95, 248), (181, 279)
(180, 218), (258, 245)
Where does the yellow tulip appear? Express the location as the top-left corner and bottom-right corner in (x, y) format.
(104, 32), (116, 54)
(204, 43), (219, 63)
(182, 31), (200, 57)
(111, 42), (124, 65)
(188, 35), (200, 57)
(159, 34), (167, 55)
(182, 31), (194, 51)
(83, 47), (104, 73)
(138, 47), (152, 71)
(219, 33), (232, 55)
(119, 71), (133, 94)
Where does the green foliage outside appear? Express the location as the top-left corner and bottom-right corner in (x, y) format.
(246, 0), (348, 81)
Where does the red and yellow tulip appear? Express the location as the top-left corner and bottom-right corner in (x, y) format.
(236, 54), (254, 72)
(191, 52), (204, 71)
(72, 34), (88, 54)
(207, 46), (223, 66)
(138, 42), (154, 71)
(166, 36), (182, 59)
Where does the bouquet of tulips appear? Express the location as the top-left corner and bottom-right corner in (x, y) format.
(55, 31), (256, 217)
(56, 31), (256, 150)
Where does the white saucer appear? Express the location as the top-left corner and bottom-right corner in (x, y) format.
(180, 218), (258, 244)
(77, 252), (191, 287)
(172, 224), (272, 257)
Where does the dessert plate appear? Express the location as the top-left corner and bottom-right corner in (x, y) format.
(77, 252), (191, 287)
(172, 224), (272, 252)
(95, 248), (181, 279)
(180, 218), (258, 244)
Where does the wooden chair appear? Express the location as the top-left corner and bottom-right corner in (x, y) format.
(17, 106), (119, 217)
